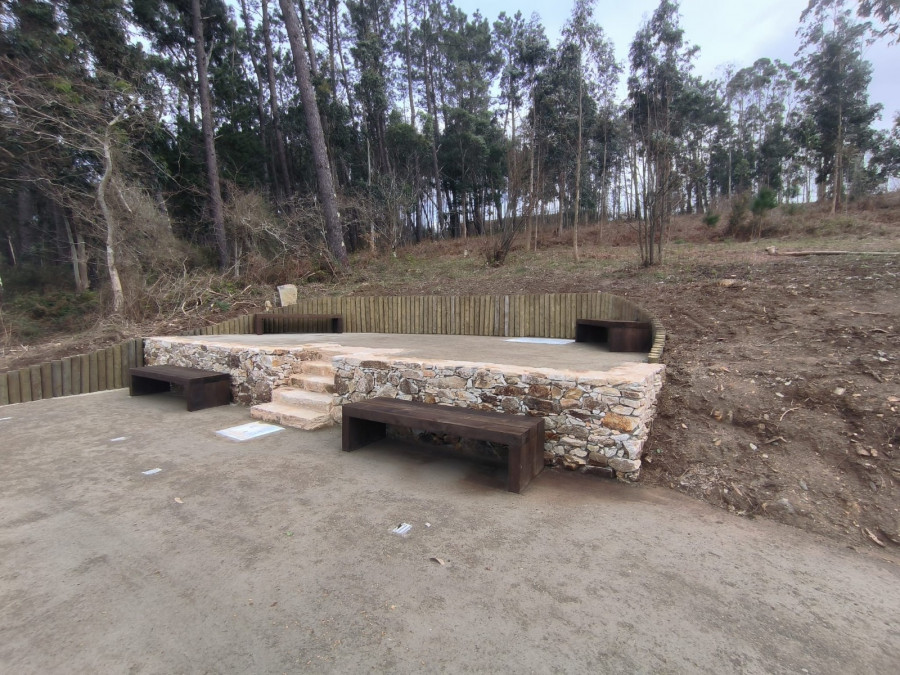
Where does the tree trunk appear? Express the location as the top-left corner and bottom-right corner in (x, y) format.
(58, 204), (88, 292)
(192, 0), (229, 269)
(572, 74), (583, 263)
(423, 46), (444, 234)
(262, 0), (292, 196)
(239, 0), (275, 196)
(297, 0), (319, 79)
(403, 0), (415, 128)
(557, 170), (565, 237)
(98, 115), (126, 314)
(279, 0), (348, 268)
(333, 3), (355, 117)
(15, 183), (34, 264)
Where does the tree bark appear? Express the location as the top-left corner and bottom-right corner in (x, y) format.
(572, 73), (583, 262)
(98, 114), (126, 314)
(279, 0), (348, 268)
(58, 204), (88, 292)
(423, 45), (444, 234)
(192, 0), (229, 269)
(403, 0), (415, 128)
(297, 0), (319, 79)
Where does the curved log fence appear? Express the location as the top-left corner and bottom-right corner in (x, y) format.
(1, 292), (664, 407)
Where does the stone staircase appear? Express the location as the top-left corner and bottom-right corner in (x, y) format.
(250, 359), (338, 430)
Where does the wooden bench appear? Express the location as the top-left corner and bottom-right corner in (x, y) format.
(575, 319), (652, 352)
(342, 398), (545, 493)
(129, 365), (231, 411)
(253, 313), (343, 335)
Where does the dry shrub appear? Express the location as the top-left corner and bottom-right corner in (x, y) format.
(223, 186), (337, 283)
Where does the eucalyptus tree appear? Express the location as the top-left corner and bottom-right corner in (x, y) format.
(562, 0), (618, 260)
(803, 0), (900, 42)
(796, 6), (881, 211)
(627, 0), (697, 266)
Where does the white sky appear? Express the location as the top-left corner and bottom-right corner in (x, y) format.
(454, 0), (899, 129)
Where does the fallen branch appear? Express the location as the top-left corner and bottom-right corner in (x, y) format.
(779, 407), (800, 422)
(766, 247), (900, 257)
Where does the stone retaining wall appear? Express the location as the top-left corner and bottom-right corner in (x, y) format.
(143, 338), (323, 405)
(143, 337), (666, 480)
(333, 356), (665, 480)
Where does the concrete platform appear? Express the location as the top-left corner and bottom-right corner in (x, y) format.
(1, 391), (898, 672)
(165, 332), (645, 372)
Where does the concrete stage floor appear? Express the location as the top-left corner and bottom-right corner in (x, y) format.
(164, 332), (646, 373)
(2, 391), (898, 672)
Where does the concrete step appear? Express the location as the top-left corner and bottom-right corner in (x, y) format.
(272, 387), (333, 413)
(250, 402), (333, 431)
(298, 360), (334, 377)
(289, 373), (335, 394)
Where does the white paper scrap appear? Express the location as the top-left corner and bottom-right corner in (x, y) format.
(504, 337), (574, 345)
(391, 523), (412, 536)
(216, 421), (284, 441)
(142, 468), (162, 475)
(110, 437), (127, 442)
(0, 417), (12, 422)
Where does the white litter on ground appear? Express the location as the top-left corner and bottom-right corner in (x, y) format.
(0, 417), (12, 422)
(142, 468), (162, 475)
(216, 421), (284, 441)
(504, 337), (574, 345)
(391, 523), (412, 536)
(110, 437), (127, 442)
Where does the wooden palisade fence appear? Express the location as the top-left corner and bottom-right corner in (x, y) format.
(1, 292), (664, 407)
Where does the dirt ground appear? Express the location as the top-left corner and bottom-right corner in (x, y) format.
(2, 202), (899, 556)
(2, 392), (898, 672)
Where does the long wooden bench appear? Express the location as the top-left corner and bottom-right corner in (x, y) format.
(342, 398), (545, 493)
(253, 313), (343, 335)
(575, 319), (652, 352)
(129, 365), (231, 411)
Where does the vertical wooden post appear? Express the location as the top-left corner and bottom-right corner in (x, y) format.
(30, 366), (43, 400)
(62, 357), (73, 396)
(8, 371), (22, 404)
(51, 360), (63, 397)
(41, 362), (52, 397)
(20, 368), (33, 401)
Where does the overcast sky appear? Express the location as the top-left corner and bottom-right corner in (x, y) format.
(454, 0), (898, 129)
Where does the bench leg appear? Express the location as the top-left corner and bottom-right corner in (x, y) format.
(342, 415), (387, 451)
(507, 443), (525, 493)
(184, 380), (232, 412)
(507, 424), (545, 494)
(130, 376), (171, 397)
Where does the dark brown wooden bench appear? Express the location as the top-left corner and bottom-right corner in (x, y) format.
(253, 313), (343, 335)
(342, 398), (545, 493)
(575, 319), (652, 352)
(129, 365), (231, 411)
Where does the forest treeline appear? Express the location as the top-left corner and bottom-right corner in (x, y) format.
(1, 0), (899, 315)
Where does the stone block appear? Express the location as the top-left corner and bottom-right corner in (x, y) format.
(608, 457), (641, 473)
(527, 384), (551, 398)
(588, 451), (608, 466)
(602, 412), (638, 433)
(276, 284), (298, 306)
